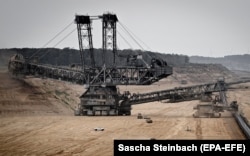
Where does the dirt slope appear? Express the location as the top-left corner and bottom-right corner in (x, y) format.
(0, 64), (249, 156)
(0, 72), (84, 116)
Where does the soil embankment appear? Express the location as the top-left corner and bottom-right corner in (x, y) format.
(0, 62), (249, 155)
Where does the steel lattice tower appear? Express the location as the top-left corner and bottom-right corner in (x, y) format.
(75, 15), (95, 69)
(102, 13), (118, 65)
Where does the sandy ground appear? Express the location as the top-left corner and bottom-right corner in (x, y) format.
(0, 68), (249, 156)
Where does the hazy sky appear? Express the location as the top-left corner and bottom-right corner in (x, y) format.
(1, 0), (250, 57)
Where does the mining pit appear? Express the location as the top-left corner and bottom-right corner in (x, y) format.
(0, 63), (249, 156)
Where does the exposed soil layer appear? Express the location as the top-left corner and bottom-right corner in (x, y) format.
(0, 65), (249, 156)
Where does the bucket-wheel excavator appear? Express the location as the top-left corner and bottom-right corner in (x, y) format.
(8, 13), (173, 116)
(8, 12), (248, 117)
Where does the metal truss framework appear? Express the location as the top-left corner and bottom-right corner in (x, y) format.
(75, 15), (95, 69)
(75, 13), (118, 69)
(102, 14), (118, 65)
(123, 80), (241, 105)
(8, 57), (172, 86)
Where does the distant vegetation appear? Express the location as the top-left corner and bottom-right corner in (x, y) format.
(0, 48), (189, 67)
(1, 48), (249, 72)
(190, 55), (250, 72)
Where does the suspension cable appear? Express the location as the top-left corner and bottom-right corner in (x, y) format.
(29, 20), (74, 60)
(117, 30), (133, 49)
(118, 22), (145, 50)
(119, 21), (152, 51)
(118, 21), (153, 60)
(38, 27), (77, 60)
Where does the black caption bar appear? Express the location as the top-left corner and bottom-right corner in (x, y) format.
(114, 140), (250, 156)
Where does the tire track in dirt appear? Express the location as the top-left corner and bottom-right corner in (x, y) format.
(0, 70), (249, 155)
(223, 118), (246, 139)
(195, 118), (202, 139)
